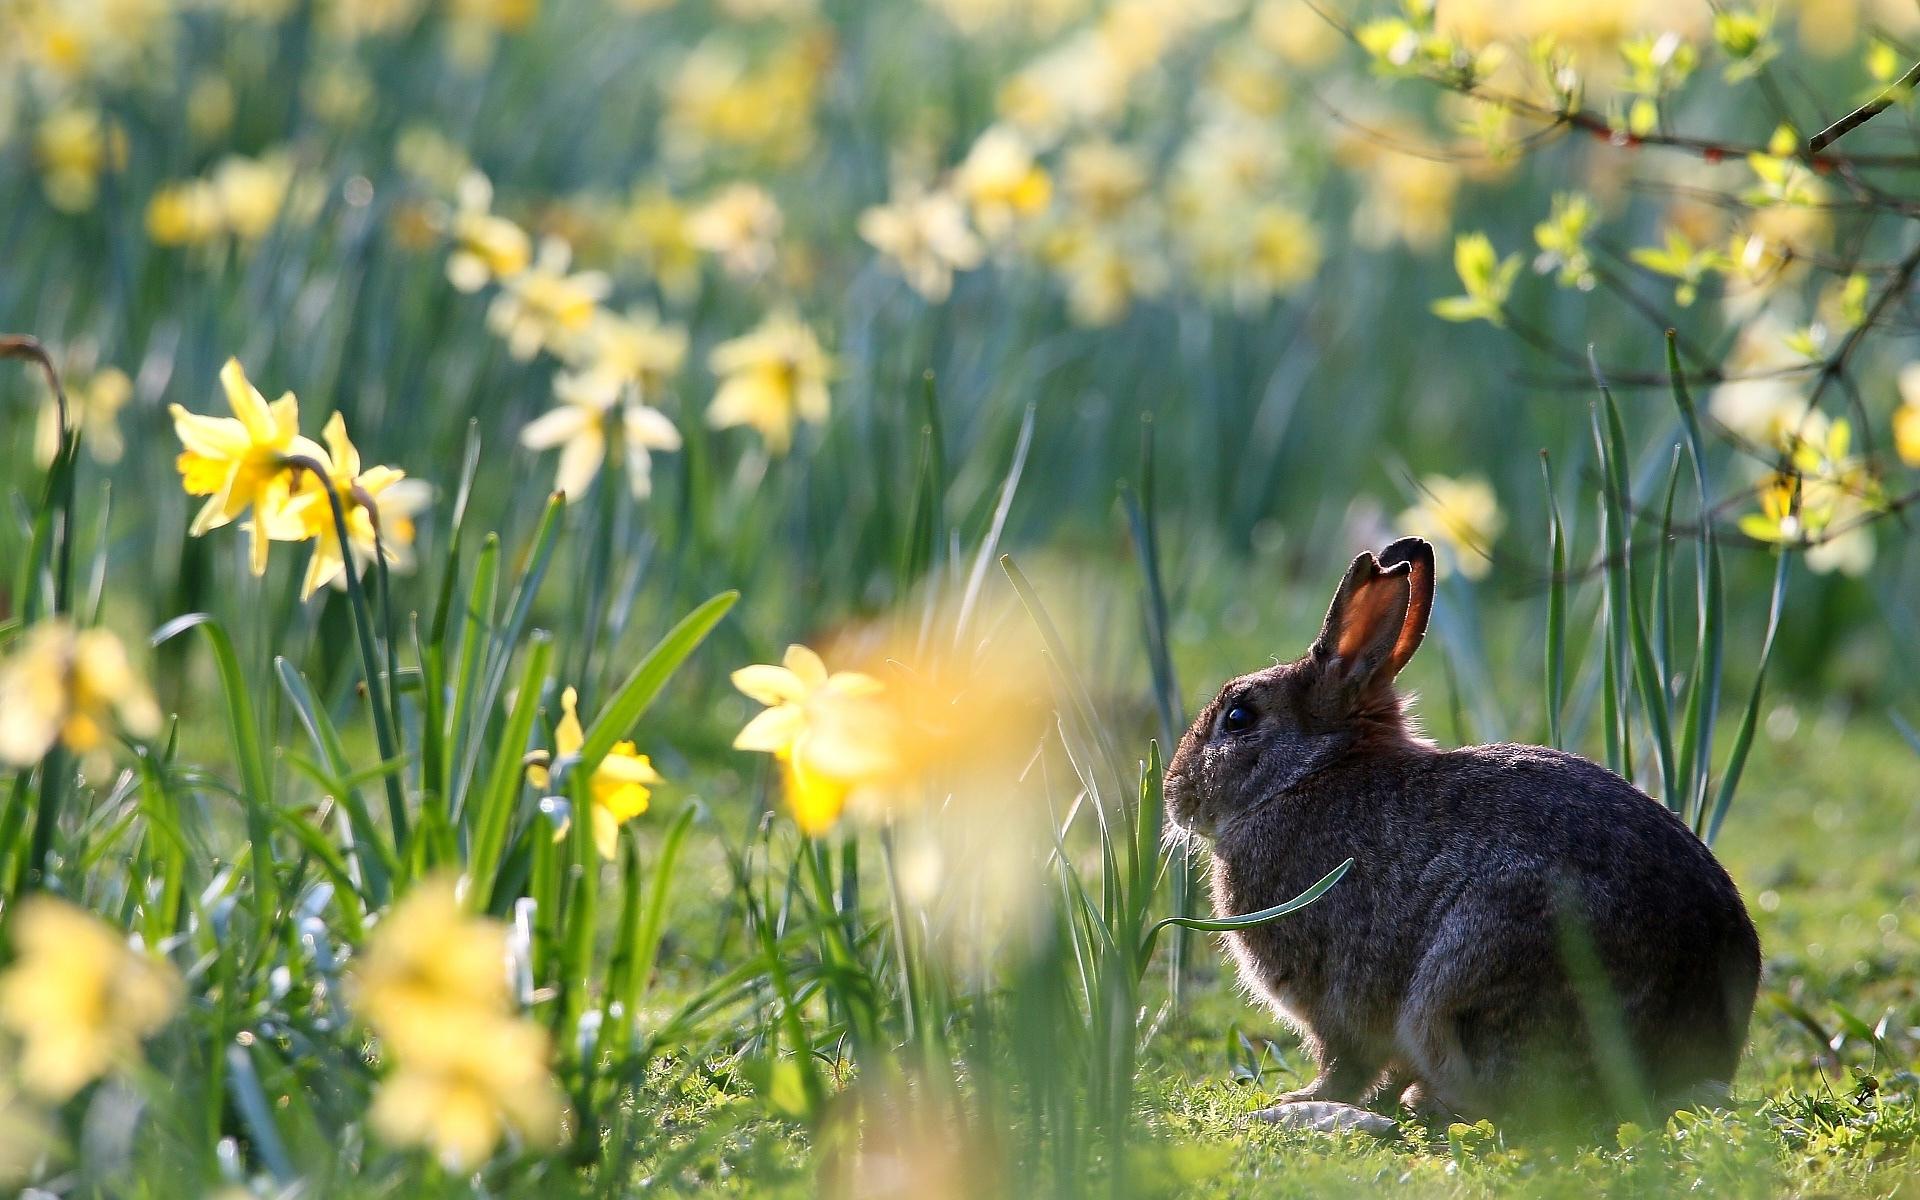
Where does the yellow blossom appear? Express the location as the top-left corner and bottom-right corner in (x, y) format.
(954, 125), (1052, 242)
(1061, 138), (1148, 223)
(35, 364), (132, 466)
(0, 618), (162, 766)
(34, 106), (127, 214)
(446, 172), (532, 293)
(706, 309), (832, 455)
(1341, 131), (1460, 252)
(1397, 474), (1504, 580)
(169, 358), (329, 575)
(732, 645), (899, 834)
(146, 180), (225, 247)
(486, 237), (611, 361)
(268, 413), (431, 599)
(522, 365), (683, 501)
(212, 153), (292, 241)
(0, 896), (180, 1100)
(662, 33), (828, 165)
(1432, 231), (1522, 326)
(349, 878), (563, 1170)
(535, 689), (663, 858)
(857, 187), (984, 302)
(613, 188), (703, 302)
(687, 182), (783, 279)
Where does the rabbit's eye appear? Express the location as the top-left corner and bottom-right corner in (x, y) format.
(1220, 704), (1255, 735)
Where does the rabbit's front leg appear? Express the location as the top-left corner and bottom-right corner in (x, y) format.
(1278, 1040), (1384, 1105)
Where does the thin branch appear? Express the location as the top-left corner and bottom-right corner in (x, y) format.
(1809, 58), (1920, 151)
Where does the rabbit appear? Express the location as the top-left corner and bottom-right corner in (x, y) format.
(1163, 536), (1761, 1135)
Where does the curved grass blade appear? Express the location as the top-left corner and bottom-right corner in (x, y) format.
(469, 630), (554, 909)
(1140, 858), (1352, 960)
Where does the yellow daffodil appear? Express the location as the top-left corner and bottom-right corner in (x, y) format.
(35, 364), (132, 466)
(1398, 474), (1504, 580)
(446, 172), (532, 293)
(732, 645), (899, 834)
(1339, 126), (1460, 252)
(169, 358), (329, 575)
(522, 368), (683, 502)
(0, 896), (181, 1100)
(661, 34), (827, 165)
(536, 689), (662, 858)
(269, 413), (431, 599)
(613, 188), (702, 303)
(350, 879), (563, 1170)
(954, 125), (1052, 242)
(146, 179), (225, 247)
(212, 153), (293, 242)
(857, 187), (984, 302)
(486, 237), (611, 361)
(0, 618), (162, 766)
(565, 307), (689, 402)
(35, 106), (126, 213)
(706, 309), (832, 455)
(687, 182), (783, 279)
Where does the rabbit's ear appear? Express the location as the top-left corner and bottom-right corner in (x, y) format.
(1312, 550), (1413, 690)
(1376, 536), (1435, 676)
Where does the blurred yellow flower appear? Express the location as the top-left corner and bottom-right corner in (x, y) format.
(1532, 192), (1596, 290)
(663, 33), (828, 165)
(35, 363), (132, 466)
(1709, 316), (1816, 449)
(146, 179), (225, 246)
(732, 644), (899, 834)
(535, 688), (662, 857)
(1341, 131), (1460, 252)
(954, 125), (1052, 242)
(857, 186), (983, 302)
(212, 152), (292, 241)
(350, 878), (563, 1170)
(169, 358), (329, 575)
(1251, 0), (1340, 66)
(613, 188), (703, 302)
(706, 309), (832, 455)
(35, 106), (126, 213)
(687, 182), (783, 278)
(446, 172), (532, 292)
(1061, 138), (1147, 223)
(522, 362), (683, 501)
(0, 895), (180, 1100)
(1045, 228), (1164, 327)
(269, 413), (431, 599)
(0, 618), (162, 766)
(1397, 474), (1504, 580)
(1896, 363), (1920, 466)
(486, 237), (610, 360)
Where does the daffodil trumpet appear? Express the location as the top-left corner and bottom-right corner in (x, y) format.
(284, 453), (410, 844)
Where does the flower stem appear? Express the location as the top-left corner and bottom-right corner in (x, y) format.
(292, 458), (411, 854)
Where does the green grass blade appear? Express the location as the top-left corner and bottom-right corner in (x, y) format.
(1668, 331), (1723, 820)
(275, 657), (394, 904)
(153, 612), (277, 919)
(1541, 452), (1567, 750)
(579, 590), (738, 776)
(1140, 858), (1352, 960)
(470, 630), (554, 910)
(448, 532), (500, 821)
(1705, 549), (1790, 846)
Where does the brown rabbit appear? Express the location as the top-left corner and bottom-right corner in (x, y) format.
(1164, 537), (1760, 1134)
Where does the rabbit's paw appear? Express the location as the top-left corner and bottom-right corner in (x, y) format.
(1253, 1101), (1399, 1138)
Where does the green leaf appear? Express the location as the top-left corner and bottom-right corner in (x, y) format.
(469, 630), (554, 910)
(579, 590), (738, 776)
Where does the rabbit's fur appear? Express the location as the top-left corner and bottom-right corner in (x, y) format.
(1164, 537), (1760, 1131)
